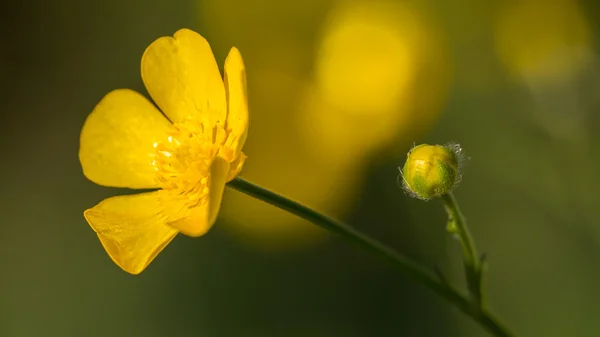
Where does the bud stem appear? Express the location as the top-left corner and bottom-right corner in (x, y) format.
(227, 177), (512, 337)
(441, 192), (484, 306)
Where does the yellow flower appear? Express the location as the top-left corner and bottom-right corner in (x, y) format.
(79, 29), (249, 275)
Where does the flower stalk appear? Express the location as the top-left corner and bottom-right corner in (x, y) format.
(442, 192), (485, 306)
(227, 177), (513, 337)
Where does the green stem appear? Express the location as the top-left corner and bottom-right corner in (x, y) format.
(227, 178), (513, 337)
(441, 192), (483, 306)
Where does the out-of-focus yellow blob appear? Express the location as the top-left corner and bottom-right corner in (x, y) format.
(494, 0), (592, 80)
(315, 1), (418, 116)
(197, 0), (447, 250)
(301, 0), (448, 167)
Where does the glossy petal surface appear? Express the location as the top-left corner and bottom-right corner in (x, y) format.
(79, 89), (172, 189)
(224, 47), (249, 153)
(141, 28), (226, 125)
(84, 191), (178, 274)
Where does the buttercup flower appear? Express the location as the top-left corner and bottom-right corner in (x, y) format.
(79, 29), (249, 274)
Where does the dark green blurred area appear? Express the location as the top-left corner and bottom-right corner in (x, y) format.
(2, 0), (600, 336)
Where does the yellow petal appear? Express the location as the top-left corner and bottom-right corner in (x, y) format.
(226, 151), (247, 182)
(141, 28), (226, 125)
(168, 156), (230, 237)
(224, 47), (249, 153)
(84, 191), (178, 275)
(79, 89), (172, 189)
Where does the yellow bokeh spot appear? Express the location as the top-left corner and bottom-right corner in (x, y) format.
(315, 1), (419, 115)
(301, 0), (448, 167)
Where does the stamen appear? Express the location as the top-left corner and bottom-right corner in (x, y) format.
(151, 120), (239, 209)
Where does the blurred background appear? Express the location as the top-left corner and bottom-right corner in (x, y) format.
(2, 0), (600, 336)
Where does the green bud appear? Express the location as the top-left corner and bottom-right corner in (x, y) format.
(400, 143), (463, 200)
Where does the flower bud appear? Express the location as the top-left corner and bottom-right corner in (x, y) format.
(400, 143), (462, 200)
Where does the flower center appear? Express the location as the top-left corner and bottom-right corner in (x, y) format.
(151, 120), (233, 208)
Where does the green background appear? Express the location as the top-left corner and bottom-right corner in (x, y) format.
(2, 0), (600, 336)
